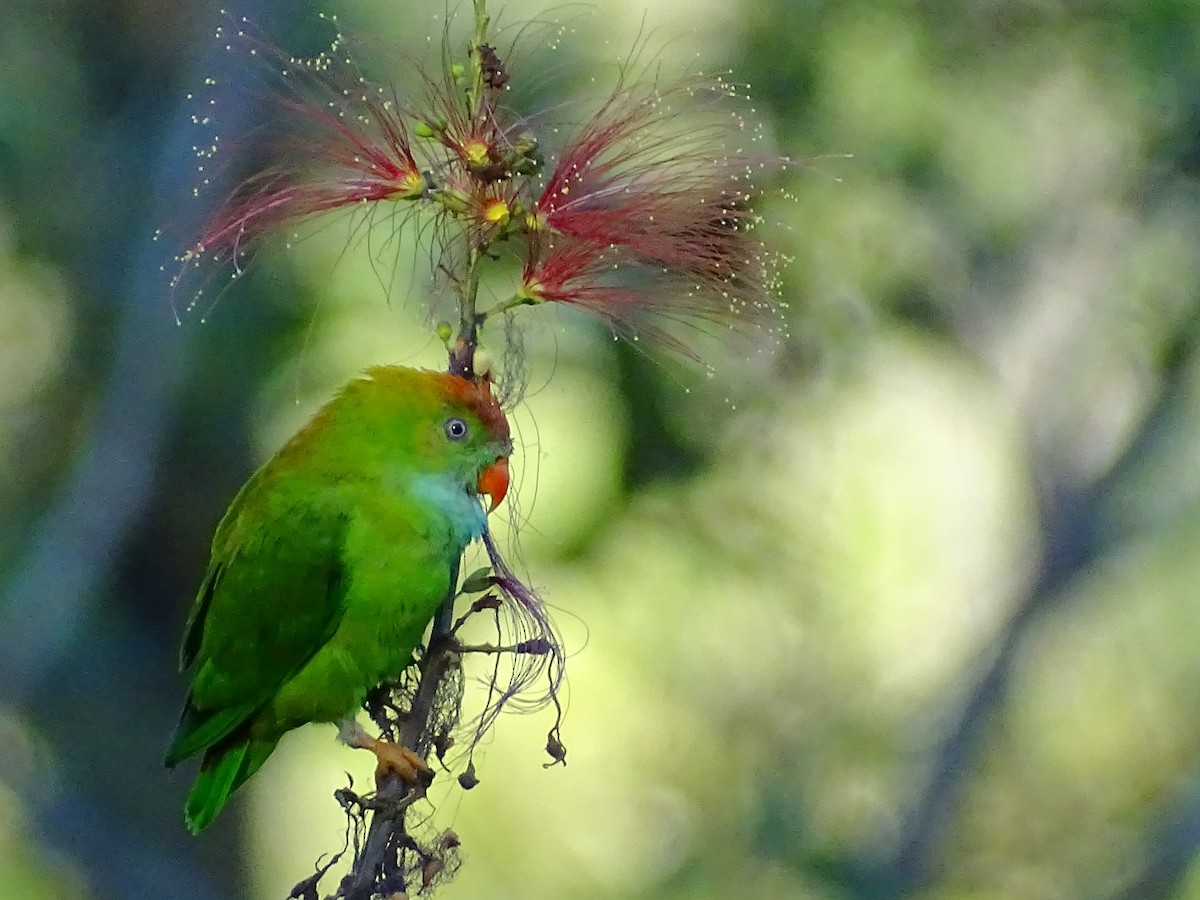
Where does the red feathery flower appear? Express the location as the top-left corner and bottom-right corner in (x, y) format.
(170, 16), (786, 354)
(192, 94), (425, 260)
(519, 235), (631, 308)
(171, 19), (442, 295)
(171, 19), (538, 306)
(519, 232), (752, 357)
(522, 76), (786, 344)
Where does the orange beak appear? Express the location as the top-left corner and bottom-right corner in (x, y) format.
(477, 457), (510, 512)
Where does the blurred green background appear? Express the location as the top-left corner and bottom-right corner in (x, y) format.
(4, 0), (1200, 897)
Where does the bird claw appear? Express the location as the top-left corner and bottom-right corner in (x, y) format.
(372, 741), (434, 789)
(338, 719), (433, 788)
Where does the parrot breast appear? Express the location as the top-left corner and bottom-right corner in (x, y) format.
(265, 478), (472, 728)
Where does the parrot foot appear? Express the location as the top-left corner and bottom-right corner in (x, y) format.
(338, 719), (434, 789)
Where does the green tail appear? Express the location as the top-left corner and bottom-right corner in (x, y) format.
(185, 735), (279, 833)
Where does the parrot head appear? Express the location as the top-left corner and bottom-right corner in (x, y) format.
(290, 366), (513, 513)
(431, 370), (512, 512)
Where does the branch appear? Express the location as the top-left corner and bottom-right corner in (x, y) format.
(302, 7), (501, 894)
(446, 0), (492, 381)
(332, 613), (463, 899)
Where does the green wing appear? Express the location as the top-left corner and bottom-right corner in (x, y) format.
(165, 472), (350, 767)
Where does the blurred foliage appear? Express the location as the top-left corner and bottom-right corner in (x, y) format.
(4, 0), (1200, 898)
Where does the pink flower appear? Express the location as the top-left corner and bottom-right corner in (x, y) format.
(193, 93), (425, 261)
(170, 20), (437, 300)
(522, 77), (787, 346)
(171, 21), (535, 303)
(170, 18), (786, 354)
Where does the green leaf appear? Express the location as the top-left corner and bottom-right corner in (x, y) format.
(459, 566), (494, 594)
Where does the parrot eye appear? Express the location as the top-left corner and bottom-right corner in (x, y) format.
(444, 417), (470, 441)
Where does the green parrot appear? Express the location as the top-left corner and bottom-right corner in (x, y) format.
(164, 366), (512, 833)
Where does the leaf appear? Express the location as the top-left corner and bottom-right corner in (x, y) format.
(458, 566), (494, 594)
